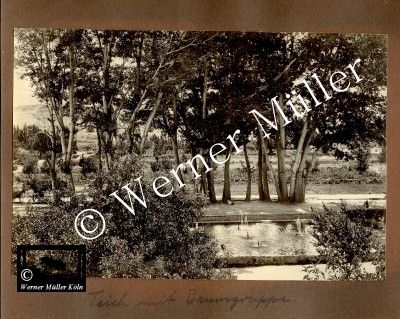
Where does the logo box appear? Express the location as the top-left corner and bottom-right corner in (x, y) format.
(17, 245), (86, 292)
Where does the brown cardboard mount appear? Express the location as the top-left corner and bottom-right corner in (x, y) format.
(1, 1), (400, 318)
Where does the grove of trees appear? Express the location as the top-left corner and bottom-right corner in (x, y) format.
(14, 29), (387, 204)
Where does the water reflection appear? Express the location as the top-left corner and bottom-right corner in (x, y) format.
(205, 220), (318, 257)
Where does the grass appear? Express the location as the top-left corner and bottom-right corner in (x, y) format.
(212, 182), (386, 198)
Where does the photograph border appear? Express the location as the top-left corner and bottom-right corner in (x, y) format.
(2, 1), (400, 318)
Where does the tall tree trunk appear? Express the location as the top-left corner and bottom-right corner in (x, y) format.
(47, 106), (58, 190)
(289, 118), (308, 201)
(222, 143), (233, 203)
(139, 92), (163, 154)
(262, 149), (272, 202)
(199, 160), (208, 195)
(96, 126), (103, 172)
(52, 99), (67, 161)
(41, 31), (68, 176)
(49, 152), (57, 191)
(126, 50), (164, 154)
(68, 172), (75, 193)
(243, 142), (252, 202)
(105, 153), (111, 171)
(98, 32), (115, 164)
(171, 96), (184, 183)
(257, 137), (266, 201)
(199, 60), (216, 201)
(135, 37), (143, 92)
(202, 59), (208, 119)
(190, 147), (200, 193)
(276, 93), (288, 201)
(66, 44), (76, 192)
(206, 159), (217, 203)
(257, 126), (280, 199)
(293, 131), (315, 203)
(127, 125), (135, 154)
(293, 175), (306, 203)
(171, 133), (184, 181)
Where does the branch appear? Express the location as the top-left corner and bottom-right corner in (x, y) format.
(273, 58), (297, 81)
(165, 34), (217, 56)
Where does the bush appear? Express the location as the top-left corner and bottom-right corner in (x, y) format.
(38, 160), (50, 174)
(13, 186), (25, 202)
(378, 146), (386, 163)
(12, 155), (233, 279)
(11, 213), (39, 274)
(150, 156), (173, 173)
(21, 152), (39, 174)
(309, 166), (384, 184)
(97, 238), (166, 278)
(303, 204), (385, 280)
(25, 174), (52, 201)
(79, 156), (97, 177)
(355, 143), (371, 173)
(58, 159), (72, 174)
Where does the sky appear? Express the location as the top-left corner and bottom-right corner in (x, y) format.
(13, 69), (39, 108)
(13, 68), (44, 127)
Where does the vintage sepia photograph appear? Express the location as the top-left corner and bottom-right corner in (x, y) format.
(12, 29), (387, 281)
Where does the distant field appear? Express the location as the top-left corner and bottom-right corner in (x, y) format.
(13, 125), (386, 202)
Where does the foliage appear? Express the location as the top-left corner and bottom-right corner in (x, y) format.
(58, 159), (72, 174)
(309, 166), (384, 184)
(31, 132), (53, 154)
(303, 204), (385, 280)
(13, 186), (25, 202)
(20, 151), (39, 174)
(150, 155), (173, 173)
(25, 174), (53, 201)
(14, 29), (387, 203)
(13, 125), (41, 150)
(78, 156), (97, 177)
(12, 157), (233, 279)
(378, 148), (386, 163)
(354, 142), (371, 173)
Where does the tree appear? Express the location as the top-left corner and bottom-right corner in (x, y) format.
(79, 30), (127, 169)
(31, 130), (59, 189)
(303, 204), (385, 280)
(12, 156), (234, 279)
(15, 30), (386, 204)
(15, 29), (85, 191)
(250, 33), (387, 202)
(13, 124), (62, 190)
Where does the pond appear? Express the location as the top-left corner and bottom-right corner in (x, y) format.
(204, 220), (318, 257)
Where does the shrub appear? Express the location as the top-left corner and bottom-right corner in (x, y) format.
(38, 160), (50, 174)
(12, 155), (233, 279)
(303, 204), (385, 280)
(58, 159), (72, 174)
(97, 238), (166, 278)
(13, 186), (25, 202)
(150, 156), (172, 173)
(354, 143), (371, 173)
(25, 174), (52, 201)
(378, 146), (386, 163)
(79, 156), (97, 177)
(21, 152), (39, 174)
(309, 166), (384, 184)
(11, 213), (39, 274)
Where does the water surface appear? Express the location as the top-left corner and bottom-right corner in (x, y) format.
(205, 220), (318, 257)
